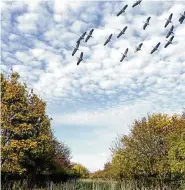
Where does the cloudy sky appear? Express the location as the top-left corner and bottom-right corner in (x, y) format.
(1, 0), (185, 172)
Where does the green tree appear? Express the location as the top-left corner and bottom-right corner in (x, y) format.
(110, 113), (185, 183)
(72, 163), (89, 178)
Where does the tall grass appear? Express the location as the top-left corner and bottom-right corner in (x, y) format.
(2, 179), (185, 190)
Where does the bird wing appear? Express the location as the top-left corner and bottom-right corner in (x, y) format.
(165, 20), (169, 28)
(123, 5), (128, 10)
(85, 35), (90, 42)
(82, 32), (86, 38)
(166, 31), (170, 38)
(147, 17), (151, 22)
(165, 42), (169, 48)
(77, 59), (81, 65)
(72, 49), (76, 56)
(132, 2), (138, 7)
(139, 43), (143, 48)
(117, 10), (123, 16)
(170, 36), (174, 42)
(125, 48), (128, 54)
(117, 31), (122, 38)
(80, 52), (83, 59)
(169, 13), (173, 20)
(143, 23), (147, 30)
(151, 48), (155, 54)
(90, 29), (94, 34)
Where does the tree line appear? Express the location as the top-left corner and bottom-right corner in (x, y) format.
(1, 72), (89, 189)
(91, 111), (185, 188)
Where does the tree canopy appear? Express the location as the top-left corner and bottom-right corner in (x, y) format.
(1, 72), (77, 188)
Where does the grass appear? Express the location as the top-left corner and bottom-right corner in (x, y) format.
(2, 179), (185, 190)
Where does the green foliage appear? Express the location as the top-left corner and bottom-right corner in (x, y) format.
(97, 113), (185, 184)
(72, 163), (89, 178)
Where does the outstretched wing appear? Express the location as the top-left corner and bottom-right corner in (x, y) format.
(125, 48), (128, 54)
(80, 52), (83, 59)
(104, 39), (108, 46)
(165, 20), (169, 28)
(169, 13), (173, 20)
(123, 4), (128, 11)
(117, 10), (123, 16)
(156, 42), (160, 48)
(164, 41), (170, 48)
(72, 49), (77, 56)
(147, 17), (151, 22)
(85, 35), (90, 42)
(151, 48), (155, 54)
(123, 26), (128, 32)
(132, 1), (138, 7)
(117, 31), (122, 38)
(82, 32), (86, 38)
(89, 29), (94, 35)
(143, 23), (147, 30)
(139, 43), (143, 48)
(170, 36), (174, 42)
(166, 31), (170, 38)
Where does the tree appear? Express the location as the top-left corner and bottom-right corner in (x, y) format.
(1, 72), (56, 186)
(110, 113), (185, 184)
(72, 163), (89, 178)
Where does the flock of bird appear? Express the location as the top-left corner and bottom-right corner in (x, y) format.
(71, 0), (185, 66)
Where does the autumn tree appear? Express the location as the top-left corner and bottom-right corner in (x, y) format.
(109, 113), (185, 185)
(1, 72), (75, 188)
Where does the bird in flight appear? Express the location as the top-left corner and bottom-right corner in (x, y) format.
(143, 17), (151, 30)
(164, 13), (173, 28)
(151, 42), (161, 54)
(120, 48), (129, 62)
(164, 36), (174, 48)
(117, 5), (128, 17)
(104, 34), (113, 46)
(76, 52), (83, 65)
(85, 29), (94, 42)
(132, 0), (142, 8)
(117, 26), (128, 38)
(135, 43), (143, 53)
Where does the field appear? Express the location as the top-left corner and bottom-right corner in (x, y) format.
(3, 179), (185, 190)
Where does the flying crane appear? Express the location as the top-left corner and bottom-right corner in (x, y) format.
(164, 13), (173, 28)
(72, 42), (80, 56)
(151, 42), (161, 54)
(85, 29), (94, 42)
(143, 17), (151, 30)
(76, 52), (83, 66)
(135, 43), (143, 53)
(117, 26), (128, 38)
(117, 5), (128, 16)
(132, 0), (142, 8)
(120, 48), (129, 62)
(104, 34), (113, 46)
(164, 36), (174, 48)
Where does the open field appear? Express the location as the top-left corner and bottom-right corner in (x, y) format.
(2, 179), (185, 190)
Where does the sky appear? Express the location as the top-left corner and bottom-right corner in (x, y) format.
(1, 0), (185, 172)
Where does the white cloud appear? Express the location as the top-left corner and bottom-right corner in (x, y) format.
(2, 0), (185, 172)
